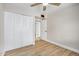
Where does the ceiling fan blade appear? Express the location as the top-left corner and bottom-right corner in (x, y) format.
(43, 6), (46, 11)
(31, 3), (42, 7)
(49, 3), (61, 6)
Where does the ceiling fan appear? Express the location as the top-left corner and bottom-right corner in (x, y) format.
(31, 3), (61, 11)
(31, 3), (61, 20)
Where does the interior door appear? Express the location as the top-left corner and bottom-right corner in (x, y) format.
(35, 21), (41, 40)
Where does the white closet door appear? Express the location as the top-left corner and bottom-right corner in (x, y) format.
(13, 13), (23, 48)
(4, 12), (23, 51)
(22, 16), (34, 46)
(4, 12), (35, 51)
(4, 12), (17, 51)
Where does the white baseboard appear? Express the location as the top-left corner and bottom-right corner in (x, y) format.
(43, 39), (79, 54)
(4, 42), (35, 52)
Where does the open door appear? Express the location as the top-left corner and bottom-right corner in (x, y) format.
(35, 20), (41, 40)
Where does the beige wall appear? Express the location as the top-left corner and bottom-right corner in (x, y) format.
(48, 4), (79, 52)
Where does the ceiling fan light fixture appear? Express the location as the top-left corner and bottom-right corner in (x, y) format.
(43, 3), (48, 6)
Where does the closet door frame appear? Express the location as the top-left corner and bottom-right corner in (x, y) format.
(32, 17), (35, 45)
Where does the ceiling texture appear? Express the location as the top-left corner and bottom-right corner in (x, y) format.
(3, 3), (75, 17)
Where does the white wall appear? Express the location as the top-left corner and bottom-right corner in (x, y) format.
(0, 4), (4, 51)
(3, 3), (42, 16)
(48, 4), (79, 52)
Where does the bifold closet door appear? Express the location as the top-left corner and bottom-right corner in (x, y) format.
(4, 12), (19, 51)
(4, 12), (35, 51)
(13, 13), (23, 48)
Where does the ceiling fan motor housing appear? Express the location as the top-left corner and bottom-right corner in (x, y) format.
(41, 15), (44, 18)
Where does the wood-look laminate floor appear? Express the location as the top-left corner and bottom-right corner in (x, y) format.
(5, 40), (79, 56)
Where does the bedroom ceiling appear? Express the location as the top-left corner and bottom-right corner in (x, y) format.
(3, 3), (75, 17)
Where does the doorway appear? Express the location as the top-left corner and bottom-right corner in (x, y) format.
(35, 20), (41, 40)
